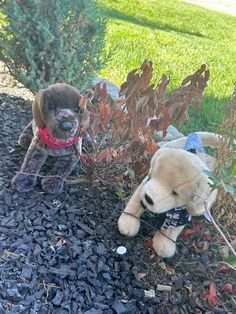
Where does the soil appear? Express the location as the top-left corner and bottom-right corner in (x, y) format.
(0, 91), (236, 314)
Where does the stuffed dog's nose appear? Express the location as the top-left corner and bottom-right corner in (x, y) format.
(60, 121), (74, 131)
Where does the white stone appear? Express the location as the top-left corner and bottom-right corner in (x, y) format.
(144, 289), (156, 298)
(156, 125), (184, 142)
(116, 246), (127, 255)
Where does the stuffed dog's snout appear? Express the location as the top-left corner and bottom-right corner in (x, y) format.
(57, 109), (78, 130)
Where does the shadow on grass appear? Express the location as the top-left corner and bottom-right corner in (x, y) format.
(102, 7), (205, 38)
(177, 95), (229, 134)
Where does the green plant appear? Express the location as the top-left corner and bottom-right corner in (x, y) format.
(0, 0), (107, 93)
(204, 165), (236, 194)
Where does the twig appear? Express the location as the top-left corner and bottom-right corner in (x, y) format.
(205, 207), (236, 257)
(16, 171), (88, 185)
(65, 178), (89, 185)
(16, 171), (63, 180)
(193, 188), (236, 258)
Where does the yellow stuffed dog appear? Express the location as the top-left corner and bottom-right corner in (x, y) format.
(118, 132), (221, 258)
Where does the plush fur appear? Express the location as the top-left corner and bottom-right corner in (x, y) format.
(118, 132), (221, 258)
(11, 83), (90, 194)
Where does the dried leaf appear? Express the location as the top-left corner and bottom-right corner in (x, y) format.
(221, 283), (233, 294)
(145, 140), (157, 155)
(98, 149), (109, 161)
(110, 148), (118, 159)
(180, 228), (198, 240)
(146, 239), (153, 249)
(202, 232), (213, 241)
(191, 243), (203, 253)
(203, 279), (219, 306)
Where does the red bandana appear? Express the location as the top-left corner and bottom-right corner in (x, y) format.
(38, 127), (80, 149)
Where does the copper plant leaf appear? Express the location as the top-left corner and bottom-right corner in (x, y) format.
(155, 64), (210, 129)
(79, 89), (95, 109)
(90, 115), (103, 135)
(136, 95), (149, 115)
(120, 60), (153, 115)
(98, 148), (109, 161)
(98, 148), (118, 163)
(157, 74), (170, 98)
(145, 140), (158, 155)
(99, 102), (111, 128)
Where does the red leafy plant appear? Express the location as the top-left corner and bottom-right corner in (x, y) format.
(80, 60), (210, 186)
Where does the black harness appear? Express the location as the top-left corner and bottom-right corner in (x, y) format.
(141, 202), (191, 230)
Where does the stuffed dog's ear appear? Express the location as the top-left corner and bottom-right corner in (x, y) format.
(32, 91), (46, 129)
(187, 173), (217, 216)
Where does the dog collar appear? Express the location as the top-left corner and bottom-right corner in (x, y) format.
(141, 203), (191, 230)
(38, 127), (80, 149)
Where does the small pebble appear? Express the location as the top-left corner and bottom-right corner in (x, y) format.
(116, 246), (127, 255)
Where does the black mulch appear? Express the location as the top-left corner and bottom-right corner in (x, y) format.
(0, 93), (235, 314)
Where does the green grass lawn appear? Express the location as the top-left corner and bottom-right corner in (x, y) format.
(98, 0), (236, 134)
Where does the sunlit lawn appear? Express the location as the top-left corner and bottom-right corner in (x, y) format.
(99, 0), (236, 133)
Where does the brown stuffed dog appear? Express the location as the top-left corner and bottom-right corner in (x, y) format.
(11, 83), (91, 194)
(118, 132), (222, 258)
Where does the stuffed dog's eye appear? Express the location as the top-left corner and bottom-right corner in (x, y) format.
(49, 103), (56, 111)
(144, 193), (154, 205)
(172, 190), (178, 196)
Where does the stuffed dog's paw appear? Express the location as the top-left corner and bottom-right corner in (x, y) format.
(41, 176), (64, 194)
(152, 232), (176, 258)
(11, 174), (36, 192)
(118, 213), (140, 236)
